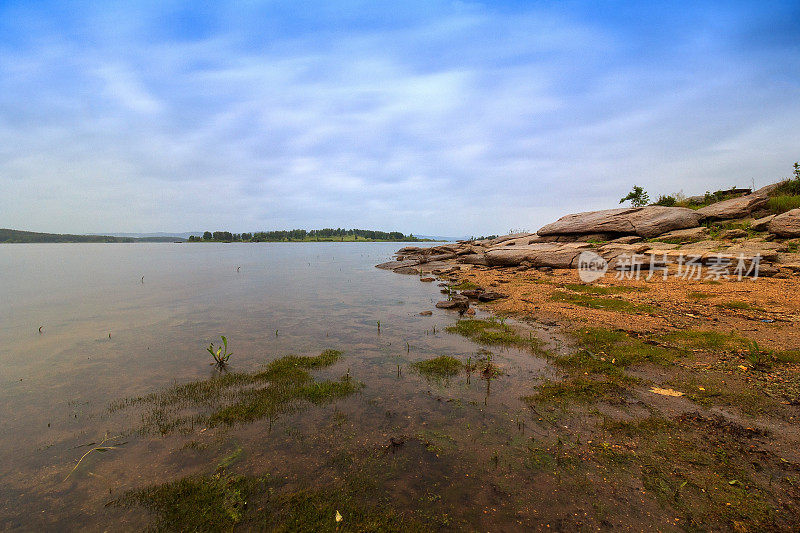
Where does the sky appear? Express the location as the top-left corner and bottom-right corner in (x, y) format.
(1, 1), (799, 237)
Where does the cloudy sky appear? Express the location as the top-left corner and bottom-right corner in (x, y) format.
(1, 1), (798, 237)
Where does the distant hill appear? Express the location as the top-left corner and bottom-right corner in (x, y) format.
(0, 229), (186, 243)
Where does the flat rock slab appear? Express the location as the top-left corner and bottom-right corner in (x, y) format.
(537, 206), (702, 238)
(653, 226), (709, 242)
(376, 259), (419, 270)
(768, 208), (800, 237)
(697, 182), (784, 221)
(485, 243), (593, 268)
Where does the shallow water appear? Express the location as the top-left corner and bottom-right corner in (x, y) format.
(0, 243), (555, 530)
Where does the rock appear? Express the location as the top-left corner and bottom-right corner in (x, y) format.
(768, 208), (800, 237)
(485, 243), (592, 268)
(486, 233), (537, 246)
(720, 229), (748, 239)
(419, 310), (433, 316)
(477, 291), (507, 302)
(458, 254), (489, 266)
(751, 215), (775, 231)
(460, 289), (484, 298)
(652, 226), (709, 243)
(420, 253), (458, 263)
(696, 183), (783, 220)
(465, 308), (476, 316)
(394, 266), (421, 275)
(397, 246), (425, 254)
(376, 259), (419, 270)
(609, 235), (644, 244)
(419, 277), (435, 282)
(757, 264), (780, 277)
(435, 296), (469, 310)
(597, 243), (653, 268)
(537, 206), (702, 239)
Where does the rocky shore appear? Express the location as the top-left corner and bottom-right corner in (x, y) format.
(380, 183), (800, 281)
(375, 182), (800, 531)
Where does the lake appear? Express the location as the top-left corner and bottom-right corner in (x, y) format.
(0, 243), (555, 531)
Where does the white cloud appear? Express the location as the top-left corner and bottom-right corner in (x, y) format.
(0, 1), (798, 236)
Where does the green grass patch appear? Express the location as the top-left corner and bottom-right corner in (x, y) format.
(687, 291), (713, 299)
(113, 472), (257, 531)
(715, 300), (763, 311)
(448, 280), (480, 291)
(524, 376), (627, 405)
(411, 356), (463, 379)
(561, 283), (644, 295)
(111, 350), (362, 434)
(774, 349), (800, 364)
(572, 328), (681, 367)
(767, 195), (800, 214)
(445, 318), (544, 353)
(550, 291), (654, 313)
(659, 330), (748, 351)
(669, 374), (771, 415)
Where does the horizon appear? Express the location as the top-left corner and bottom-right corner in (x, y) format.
(1, 1), (799, 236)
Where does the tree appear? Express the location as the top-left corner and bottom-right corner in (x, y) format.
(619, 186), (650, 207)
(203, 231), (212, 240)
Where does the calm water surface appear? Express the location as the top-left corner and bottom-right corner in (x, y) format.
(0, 243), (555, 530)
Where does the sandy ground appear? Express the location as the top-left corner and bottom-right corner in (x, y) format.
(454, 265), (800, 351)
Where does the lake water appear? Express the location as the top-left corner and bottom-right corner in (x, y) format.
(0, 243), (556, 530)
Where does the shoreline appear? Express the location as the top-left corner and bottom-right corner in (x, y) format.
(377, 229), (800, 530)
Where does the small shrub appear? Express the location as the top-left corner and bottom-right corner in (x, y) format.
(654, 195), (676, 207)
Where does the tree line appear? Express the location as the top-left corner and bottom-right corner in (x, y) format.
(188, 228), (428, 242)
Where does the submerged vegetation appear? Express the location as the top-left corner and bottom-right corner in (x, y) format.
(411, 355), (463, 379)
(111, 349), (361, 435)
(445, 318), (543, 353)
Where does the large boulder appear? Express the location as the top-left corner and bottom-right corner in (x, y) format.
(768, 208), (800, 237)
(697, 182), (784, 221)
(485, 243), (592, 268)
(537, 206), (702, 239)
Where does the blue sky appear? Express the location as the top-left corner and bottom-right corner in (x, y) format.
(1, 1), (798, 236)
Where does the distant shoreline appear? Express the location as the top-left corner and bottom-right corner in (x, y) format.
(0, 228), (442, 244)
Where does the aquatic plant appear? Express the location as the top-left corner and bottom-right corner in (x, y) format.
(64, 433), (125, 481)
(411, 356), (462, 380)
(207, 335), (233, 368)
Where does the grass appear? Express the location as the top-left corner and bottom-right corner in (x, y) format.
(524, 377), (627, 405)
(561, 283), (644, 295)
(411, 356), (463, 379)
(113, 472), (257, 531)
(658, 330), (748, 351)
(767, 194), (800, 214)
(667, 374), (771, 416)
(113, 445), (447, 532)
(445, 318), (544, 353)
(550, 291), (654, 314)
(111, 349), (362, 434)
(715, 300), (763, 311)
(687, 291), (713, 299)
(526, 327), (683, 405)
(596, 414), (781, 530)
(448, 281), (480, 291)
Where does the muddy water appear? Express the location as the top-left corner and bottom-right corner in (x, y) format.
(0, 243), (556, 530)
